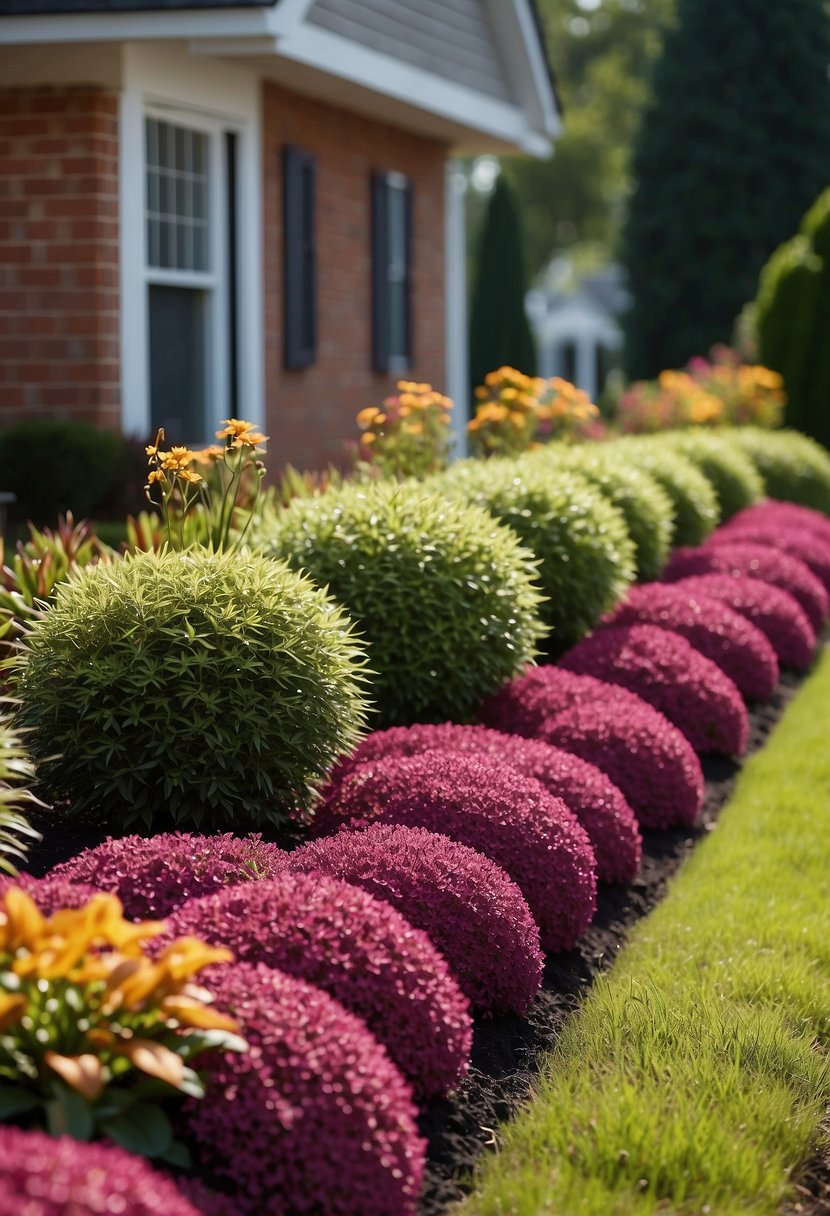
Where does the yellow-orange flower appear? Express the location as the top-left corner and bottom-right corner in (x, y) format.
(44, 1052), (105, 1102)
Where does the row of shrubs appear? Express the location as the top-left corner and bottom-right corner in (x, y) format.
(2, 428), (830, 1212)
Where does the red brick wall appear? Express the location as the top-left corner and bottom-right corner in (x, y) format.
(263, 81), (448, 471)
(0, 87), (120, 430)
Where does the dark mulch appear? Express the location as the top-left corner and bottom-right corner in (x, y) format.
(782, 1125), (830, 1216)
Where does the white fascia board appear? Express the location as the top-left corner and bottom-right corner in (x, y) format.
(0, 7), (272, 45)
(272, 23), (552, 155)
(486, 0), (562, 140)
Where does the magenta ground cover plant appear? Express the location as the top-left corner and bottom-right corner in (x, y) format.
(724, 499), (830, 548)
(0, 872), (99, 915)
(560, 624), (748, 755)
(705, 521), (830, 594)
(164, 872), (471, 1098)
(286, 823), (543, 1015)
(50, 832), (286, 918)
(182, 962), (425, 1216)
(478, 665), (632, 736)
(662, 542), (829, 632)
(326, 722), (641, 884)
(0, 1125), (202, 1216)
(602, 582), (779, 701)
(671, 573), (816, 670)
(316, 751), (597, 954)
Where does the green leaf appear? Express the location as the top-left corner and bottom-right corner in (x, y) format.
(101, 1101), (174, 1159)
(0, 1086), (41, 1119)
(46, 1086), (94, 1140)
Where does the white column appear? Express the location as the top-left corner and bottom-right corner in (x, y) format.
(576, 331), (596, 402)
(444, 159), (469, 460)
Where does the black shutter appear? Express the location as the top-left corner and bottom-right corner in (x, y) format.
(371, 170), (390, 373)
(403, 178), (413, 368)
(283, 145), (316, 370)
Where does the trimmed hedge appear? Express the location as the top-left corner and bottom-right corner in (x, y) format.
(603, 583), (779, 700)
(0, 872), (99, 916)
(560, 624), (748, 755)
(724, 500), (830, 548)
(480, 664), (646, 735)
(287, 823), (544, 1014)
(726, 428), (830, 513)
(165, 873), (472, 1098)
(258, 480), (545, 726)
(609, 438), (721, 546)
(664, 431), (765, 518)
(327, 722), (641, 884)
(316, 751), (598, 954)
(50, 833), (287, 919)
(706, 522), (830, 594)
(663, 541), (829, 632)
(183, 962), (425, 1216)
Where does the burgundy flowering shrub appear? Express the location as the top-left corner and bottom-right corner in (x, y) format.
(705, 523), (830, 595)
(181, 962), (425, 1216)
(560, 624), (748, 755)
(479, 665), (633, 738)
(545, 699), (704, 829)
(723, 500), (830, 549)
(603, 582), (779, 700)
(671, 573), (816, 670)
(662, 542), (829, 632)
(49, 831), (286, 919)
(316, 752), (597, 954)
(165, 872), (471, 1097)
(286, 824), (543, 1014)
(0, 872), (99, 915)
(0, 1126), (202, 1216)
(326, 722), (641, 884)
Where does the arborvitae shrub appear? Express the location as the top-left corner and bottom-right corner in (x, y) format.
(671, 573), (816, 670)
(532, 446), (675, 581)
(604, 583), (779, 700)
(560, 624), (748, 755)
(663, 541), (829, 632)
(755, 236), (822, 435)
(287, 824), (544, 1015)
(434, 457), (635, 651)
(725, 428), (830, 513)
(51, 833), (287, 918)
(258, 481), (545, 726)
(11, 549), (369, 833)
(664, 431), (764, 519)
(316, 751), (597, 954)
(610, 437), (721, 546)
(0, 1125), (203, 1216)
(182, 962), (425, 1216)
(327, 722), (641, 885)
(480, 666), (704, 828)
(165, 873), (472, 1098)
(706, 521), (830, 594)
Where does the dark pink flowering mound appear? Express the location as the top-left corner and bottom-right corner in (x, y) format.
(0, 872), (99, 915)
(479, 665), (644, 738)
(706, 523), (830, 595)
(316, 751), (597, 954)
(165, 872), (471, 1098)
(285, 823), (543, 1015)
(326, 722), (641, 884)
(662, 542), (829, 632)
(49, 831), (286, 919)
(723, 500), (830, 548)
(0, 1125), (201, 1216)
(602, 582), (779, 701)
(671, 574), (816, 671)
(181, 962), (425, 1216)
(560, 624), (748, 755)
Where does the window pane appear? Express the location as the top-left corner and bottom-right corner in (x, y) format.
(148, 284), (206, 441)
(145, 117), (209, 271)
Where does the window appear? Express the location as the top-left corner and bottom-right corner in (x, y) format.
(371, 170), (412, 374)
(283, 146), (316, 370)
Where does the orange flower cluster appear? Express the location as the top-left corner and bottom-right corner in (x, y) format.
(468, 367), (600, 457)
(356, 381), (454, 479)
(0, 887), (241, 1118)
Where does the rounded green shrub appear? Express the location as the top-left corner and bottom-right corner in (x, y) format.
(258, 481), (545, 727)
(11, 548), (370, 832)
(664, 431), (764, 519)
(608, 437), (721, 547)
(726, 427), (830, 514)
(530, 445), (675, 581)
(434, 457), (636, 652)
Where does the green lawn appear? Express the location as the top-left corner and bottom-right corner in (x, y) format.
(463, 649), (830, 1216)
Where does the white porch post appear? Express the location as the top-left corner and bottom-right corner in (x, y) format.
(444, 159), (469, 460)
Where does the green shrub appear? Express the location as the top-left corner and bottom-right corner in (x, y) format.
(531, 445), (675, 582)
(0, 714), (41, 875)
(11, 548), (369, 832)
(663, 431), (764, 519)
(727, 427), (830, 514)
(609, 437), (721, 546)
(258, 481), (545, 727)
(434, 458), (635, 652)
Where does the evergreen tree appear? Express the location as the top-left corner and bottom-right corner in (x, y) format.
(621, 0), (830, 380)
(468, 176), (537, 411)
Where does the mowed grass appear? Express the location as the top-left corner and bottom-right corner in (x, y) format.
(463, 649), (830, 1216)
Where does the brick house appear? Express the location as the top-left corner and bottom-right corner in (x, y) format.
(0, 0), (559, 470)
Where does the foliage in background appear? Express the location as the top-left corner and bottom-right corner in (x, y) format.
(10, 548), (370, 832)
(621, 0), (830, 378)
(726, 428), (830, 516)
(663, 431), (764, 519)
(355, 381), (454, 479)
(610, 438), (721, 547)
(468, 367), (601, 457)
(0, 715), (41, 877)
(0, 887), (243, 1162)
(468, 177), (537, 415)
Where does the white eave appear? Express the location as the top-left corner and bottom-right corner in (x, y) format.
(0, 0), (561, 156)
